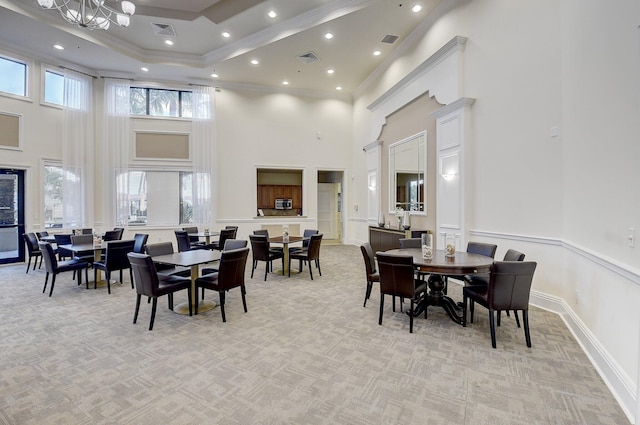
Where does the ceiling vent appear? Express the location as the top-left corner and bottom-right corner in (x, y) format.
(381, 34), (399, 44)
(151, 23), (176, 37)
(296, 51), (320, 64)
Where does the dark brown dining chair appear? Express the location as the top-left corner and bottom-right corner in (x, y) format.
(174, 230), (193, 252)
(128, 253), (192, 330)
(194, 247), (250, 322)
(81, 228), (93, 235)
(398, 238), (421, 248)
(289, 233), (323, 279)
(23, 233), (42, 273)
(208, 228), (236, 252)
(463, 261), (537, 348)
(35, 231), (49, 240)
(225, 225), (239, 239)
(182, 226), (206, 249)
(249, 234), (284, 281)
(360, 242), (379, 307)
(253, 229), (283, 254)
(144, 242), (191, 279)
(53, 234), (73, 260)
(103, 230), (122, 242)
(93, 240), (136, 293)
(376, 252), (427, 333)
(133, 233), (149, 254)
(38, 242), (89, 296)
(70, 234), (95, 265)
(201, 239), (248, 277)
(444, 241), (498, 293)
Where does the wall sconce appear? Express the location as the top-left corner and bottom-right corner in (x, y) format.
(441, 172), (458, 181)
(368, 175), (376, 190)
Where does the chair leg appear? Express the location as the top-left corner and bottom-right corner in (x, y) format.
(133, 294), (141, 324)
(309, 261), (313, 280)
(378, 294), (384, 325)
(523, 310), (531, 347)
(130, 269), (134, 289)
(94, 268), (98, 289)
(364, 281), (373, 307)
(316, 260), (321, 276)
(462, 295), (467, 327)
(187, 286), (193, 316)
(219, 291), (226, 322)
(251, 260), (256, 278)
(168, 293), (173, 310)
(409, 299), (414, 333)
(106, 271), (111, 294)
(195, 287), (199, 315)
(264, 262), (268, 281)
(241, 285), (247, 313)
(25, 257), (31, 273)
(149, 298), (157, 330)
(49, 274), (56, 297)
(288, 256), (291, 277)
(489, 309), (497, 348)
(392, 295), (396, 312)
(469, 300), (475, 323)
(43, 272), (49, 293)
(513, 310), (521, 328)
(497, 311), (501, 327)
(281, 256), (284, 273)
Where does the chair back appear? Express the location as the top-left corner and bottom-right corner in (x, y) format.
(71, 234), (93, 245)
(224, 239), (247, 251)
(113, 228), (125, 239)
(36, 231), (49, 239)
(174, 230), (192, 252)
(467, 242), (498, 258)
(183, 226), (200, 243)
(398, 238), (421, 249)
(503, 249), (525, 262)
(376, 253), (417, 299)
(217, 228), (236, 249)
(487, 261), (537, 310)
(38, 242), (58, 273)
(24, 233), (40, 254)
(145, 242), (174, 256)
(217, 247), (250, 291)
(104, 240), (136, 269)
(249, 234), (270, 261)
(302, 229), (319, 247)
(127, 253), (161, 297)
(360, 242), (377, 275)
(225, 226), (239, 238)
(133, 233), (149, 254)
(306, 234), (323, 260)
(53, 233), (72, 245)
(81, 228), (93, 234)
(103, 230), (122, 241)
(253, 229), (269, 237)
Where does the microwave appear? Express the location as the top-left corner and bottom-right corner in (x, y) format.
(275, 199), (292, 209)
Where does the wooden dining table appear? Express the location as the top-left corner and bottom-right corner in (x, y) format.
(151, 249), (219, 315)
(383, 248), (494, 325)
(268, 235), (305, 276)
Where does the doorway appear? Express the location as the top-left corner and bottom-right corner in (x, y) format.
(317, 170), (344, 243)
(0, 169), (25, 265)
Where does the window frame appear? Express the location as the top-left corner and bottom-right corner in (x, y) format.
(129, 86), (193, 118)
(0, 52), (31, 100)
(41, 159), (64, 229)
(41, 67), (64, 108)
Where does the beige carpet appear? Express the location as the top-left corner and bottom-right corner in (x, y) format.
(0, 244), (629, 424)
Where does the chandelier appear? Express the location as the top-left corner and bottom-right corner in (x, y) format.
(37, 0), (136, 30)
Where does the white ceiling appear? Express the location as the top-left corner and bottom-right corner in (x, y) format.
(0, 0), (443, 94)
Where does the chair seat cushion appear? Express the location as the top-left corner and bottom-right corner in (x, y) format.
(156, 276), (190, 297)
(464, 274), (489, 286)
(57, 259), (88, 272)
(195, 273), (220, 291)
(368, 271), (380, 282)
(462, 285), (489, 305)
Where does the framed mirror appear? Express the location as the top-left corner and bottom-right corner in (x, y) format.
(389, 131), (426, 215)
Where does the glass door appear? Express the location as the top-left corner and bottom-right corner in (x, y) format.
(0, 169), (25, 265)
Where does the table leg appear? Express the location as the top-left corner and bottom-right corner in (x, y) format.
(272, 242), (300, 276)
(173, 264), (216, 315)
(408, 275), (464, 325)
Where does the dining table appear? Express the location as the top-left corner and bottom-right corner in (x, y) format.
(268, 235), (305, 276)
(58, 242), (108, 287)
(151, 249), (219, 315)
(383, 248), (494, 325)
(187, 231), (220, 245)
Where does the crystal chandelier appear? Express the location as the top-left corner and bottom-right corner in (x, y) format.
(37, 0), (136, 30)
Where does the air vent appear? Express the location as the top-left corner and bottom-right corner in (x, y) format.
(296, 51), (320, 64)
(151, 23), (176, 37)
(381, 34), (399, 44)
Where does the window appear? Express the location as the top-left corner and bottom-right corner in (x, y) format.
(119, 170), (193, 226)
(43, 164), (63, 228)
(130, 87), (193, 117)
(0, 56), (27, 97)
(44, 70), (64, 105)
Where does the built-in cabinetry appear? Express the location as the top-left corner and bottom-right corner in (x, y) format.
(257, 185), (302, 210)
(368, 226), (431, 254)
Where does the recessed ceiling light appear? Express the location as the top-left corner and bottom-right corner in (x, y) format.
(140, 67), (149, 72)
(164, 39), (174, 46)
(267, 10), (277, 18)
(373, 50), (382, 56)
(282, 80), (289, 85)
(222, 31), (230, 38)
(327, 69), (335, 75)
(211, 72), (218, 78)
(324, 32), (334, 40)
(53, 44), (64, 50)
(336, 86), (342, 91)
(412, 4), (423, 13)
(250, 59), (259, 65)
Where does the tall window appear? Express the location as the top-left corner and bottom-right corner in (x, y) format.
(44, 70), (64, 105)
(0, 56), (27, 97)
(130, 87), (193, 117)
(43, 164), (64, 228)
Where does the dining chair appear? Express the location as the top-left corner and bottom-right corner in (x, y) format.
(35, 231), (49, 240)
(194, 247), (250, 322)
(182, 226), (206, 249)
(128, 252), (192, 330)
(208, 228), (236, 252)
(103, 230), (122, 242)
(201, 239), (248, 278)
(53, 234), (73, 260)
(289, 233), (323, 279)
(23, 233), (43, 273)
(462, 261), (537, 348)
(133, 233), (149, 254)
(249, 234), (284, 281)
(376, 252), (427, 333)
(359, 242), (379, 307)
(174, 230), (193, 252)
(113, 228), (125, 239)
(38, 242), (90, 296)
(253, 229), (283, 254)
(444, 241), (498, 293)
(70, 234), (95, 265)
(225, 225), (239, 239)
(144, 242), (191, 279)
(93, 240), (136, 293)
(398, 238), (421, 248)
(81, 228), (93, 235)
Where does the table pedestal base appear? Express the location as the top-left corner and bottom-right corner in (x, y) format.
(174, 300), (216, 315)
(409, 275), (464, 325)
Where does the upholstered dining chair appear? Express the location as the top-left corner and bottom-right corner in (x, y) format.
(201, 239), (248, 277)
(182, 226), (206, 249)
(208, 228), (236, 252)
(398, 238), (421, 248)
(23, 233), (42, 273)
(462, 261), (537, 348)
(127, 253), (192, 330)
(289, 233), (323, 279)
(103, 230), (122, 242)
(70, 234), (95, 265)
(249, 234), (284, 281)
(174, 230), (193, 253)
(35, 231), (49, 240)
(444, 241), (498, 293)
(53, 234), (73, 260)
(194, 247), (250, 322)
(93, 240), (136, 293)
(376, 252), (427, 333)
(253, 229), (283, 254)
(144, 242), (191, 279)
(38, 242), (89, 296)
(359, 242), (379, 307)
(133, 233), (149, 254)
(225, 225), (239, 239)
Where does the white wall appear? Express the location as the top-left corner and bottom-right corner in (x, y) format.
(351, 0), (640, 421)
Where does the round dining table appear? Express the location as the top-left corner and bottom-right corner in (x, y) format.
(383, 248), (494, 325)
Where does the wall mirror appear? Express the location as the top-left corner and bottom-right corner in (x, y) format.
(389, 131), (426, 215)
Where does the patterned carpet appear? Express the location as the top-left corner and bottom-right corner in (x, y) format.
(0, 244), (629, 424)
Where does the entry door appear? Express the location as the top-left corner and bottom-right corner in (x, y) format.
(317, 183), (338, 240)
(0, 169), (25, 265)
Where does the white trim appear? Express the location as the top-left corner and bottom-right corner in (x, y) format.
(0, 111), (23, 151)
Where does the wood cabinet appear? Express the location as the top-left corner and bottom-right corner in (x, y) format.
(368, 226), (430, 254)
(257, 185), (303, 209)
